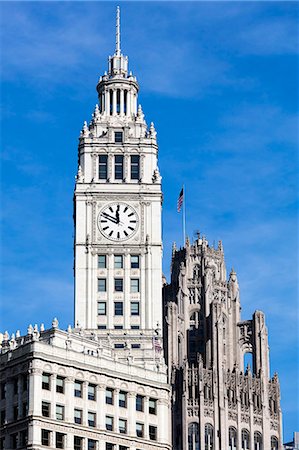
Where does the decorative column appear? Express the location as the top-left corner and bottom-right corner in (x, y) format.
(97, 385), (106, 430)
(105, 89), (109, 116)
(64, 377), (74, 423)
(126, 91), (131, 117)
(157, 397), (170, 444)
(5, 378), (14, 423)
(120, 89), (124, 116)
(50, 374), (57, 419)
(28, 368), (42, 417)
(127, 391), (136, 435)
(82, 381), (88, 426)
(144, 396), (150, 439)
(112, 89), (117, 116)
(17, 374), (23, 419)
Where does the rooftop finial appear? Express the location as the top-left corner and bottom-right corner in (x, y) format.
(116, 6), (121, 56)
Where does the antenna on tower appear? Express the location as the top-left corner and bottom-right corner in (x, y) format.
(116, 6), (121, 56)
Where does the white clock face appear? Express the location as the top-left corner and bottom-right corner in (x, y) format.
(98, 202), (139, 241)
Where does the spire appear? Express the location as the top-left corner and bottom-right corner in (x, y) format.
(115, 6), (121, 56)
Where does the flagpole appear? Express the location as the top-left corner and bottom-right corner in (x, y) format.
(183, 184), (186, 245)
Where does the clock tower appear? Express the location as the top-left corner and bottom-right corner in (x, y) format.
(74, 8), (163, 346)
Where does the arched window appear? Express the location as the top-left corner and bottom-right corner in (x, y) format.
(204, 423), (214, 450)
(188, 422), (199, 450)
(254, 431), (263, 450)
(271, 436), (278, 450)
(241, 429), (250, 450)
(229, 427), (237, 450)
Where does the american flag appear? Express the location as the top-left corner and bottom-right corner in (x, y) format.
(177, 187), (184, 212)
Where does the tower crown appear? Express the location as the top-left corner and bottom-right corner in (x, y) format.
(96, 7), (139, 117)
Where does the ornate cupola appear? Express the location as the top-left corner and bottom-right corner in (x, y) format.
(96, 6), (139, 117)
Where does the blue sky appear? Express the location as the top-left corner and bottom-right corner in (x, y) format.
(0, 1), (298, 441)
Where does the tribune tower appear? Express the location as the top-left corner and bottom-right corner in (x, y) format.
(74, 8), (163, 344)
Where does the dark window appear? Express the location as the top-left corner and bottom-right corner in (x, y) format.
(88, 440), (97, 450)
(149, 398), (157, 415)
(13, 405), (18, 420)
(74, 380), (83, 398)
(131, 255), (140, 268)
(229, 427), (237, 450)
(131, 325), (140, 330)
(98, 278), (107, 292)
(131, 278), (139, 292)
(131, 302), (140, 316)
(41, 430), (50, 446)
(74, 409), (82, 424)
(0, 384), (5, 400)
(56, 404), (64, 421)
(106, 415), (113, 431)
(11, 434), (18, 450)
(88, 412), (96, 427)
(131, 155), (140, 180)
(98, 325), (106, 329)
(88, 384), (96, 401)
(114, 302), (123, 316)
(115, 155), (124, 179)
(19, 430), (28, 447)
(119, 418), (127, 434)
(119, 391), (127, 408)
(132, 343), (141, 349)
(22, 402), (27, 417)
(136, 422), (144, 438)
(13, 378), (18, 395)
(42, 401), (50, 417)
(0, 410), (5, 426)
(22, 375), (28, 391)
(115, 343), (125, 349)
(106, 444), (115, 450)
(136, 394), (144, 412)
(98, 255), (107, 268)
(56, 376), (65, 394)
(97, 302), (106, 315)
(114, 325), (123, 329)
(74, 436), (83, 450)
(99, 155), (108, 180)
(149, 425), (157, 441)
(114, 278), (123, 292)
(42, 373), (51, 390)
(114, 255), (123, 268)
(115, 131), (123, 143)
(106, 388), (114, 405)
(56, 433), (65, 449)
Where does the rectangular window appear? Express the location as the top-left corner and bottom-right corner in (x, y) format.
(97, 302), (106, 315)
(136, 422), (144, 438)
(56, 433), (65, 449)
(22, 374), (28, 391)
(106, 444), (115, 450)
(41, 430), (50, 446)
(88, 384), (96, 401)
(131, 302), (140, 316)
(22, 402), (27, 417)
(119, 418), (127, 434)
(119, 391), (127, 408)
(106, 415), (114, 431)
(98, 325), (106, 329)
(42, 373), (51, 390)
(88, 411), (96, 427)
(114, 343), (124, 349)
(98, 278), (107, 292)
(149, 398), (157, 415)
(131, 278), (140, 293)
(114, 278), (123, 292)
(106, 388), (114, 405)
(115, 131), (123, 143)
(88, 440), (97, 450)
(114, 325), (123, 329)
(11, 434), (18, 449)
(131, 255), (140, 269)
(114, 301), (123, 316)
(99, 155), (108, 180)
(119, 447), (129, 450)
(74, 380), (83, 398)
(115, 155), (124, 180)
(42, 401), (50, 417)
(13, 378), (18, 395)
(0, 384), (5, 400)
(74, 409), (82, 424)
(149, 425), (157, 441)
(98, 255), (106, 268)
(114, 255), (123, 268)
(130, 155), (140, 180)
(0, 410), (5, 426)
(74, 436), (83, 450)
(131, 325), (140, 330)
(13, 405), (18, 420)
(56, 404), (64, 421)
(132, 344), (141, 349)
(56, 376), (65, 394)
(19, 430), (28, 448)
(136, 394), (144, 412)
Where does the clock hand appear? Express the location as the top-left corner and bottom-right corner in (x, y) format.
(102, 212), (118, 223)
(116, 204), (120, 224)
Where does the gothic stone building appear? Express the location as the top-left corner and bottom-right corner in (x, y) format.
(0, 7), (283, 450)
(163, 237), (282, 450)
